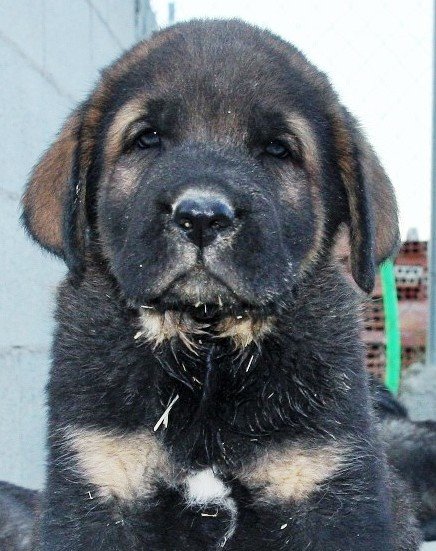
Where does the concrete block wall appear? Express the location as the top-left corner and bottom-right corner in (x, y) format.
(0, 0), (155, 489)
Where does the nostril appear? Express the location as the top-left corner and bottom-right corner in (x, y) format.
(178, 217), (194, 230)
(210, 213), (233, 230)
(210, 220), (223, 230)
(173, 206), (196, 231)
(210, 203), (234, 227)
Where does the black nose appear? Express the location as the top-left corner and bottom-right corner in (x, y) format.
(173, 194), (235, 248)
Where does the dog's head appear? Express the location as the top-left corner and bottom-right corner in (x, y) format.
(22, 20), (398, 324)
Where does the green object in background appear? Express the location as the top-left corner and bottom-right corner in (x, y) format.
(380, 260), (401, 394)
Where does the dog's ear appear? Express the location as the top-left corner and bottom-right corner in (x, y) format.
(21, 105), (88, 278)
(334, 110), (400, 293)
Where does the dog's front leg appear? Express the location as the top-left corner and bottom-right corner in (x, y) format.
(229, 447), (412, 551)
(39, 426), (172, 551)
(39, 473), (164, 551)
(40, 479), (240, 551)
(227, 489), (395, 551)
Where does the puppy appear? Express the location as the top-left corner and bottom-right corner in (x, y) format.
(21, 19), (420, 550)
(0, 481), (39, 550)
(372, 378), (436, 541)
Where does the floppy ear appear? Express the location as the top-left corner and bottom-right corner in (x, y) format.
(334, 110), (400, 293)
(21, 105), (88, 278)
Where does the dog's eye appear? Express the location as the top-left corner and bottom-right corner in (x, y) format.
(134, 130), (161, 149)
(264, 140), (290, 159)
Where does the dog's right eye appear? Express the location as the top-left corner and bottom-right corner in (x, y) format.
(134, 130), (161, 149)
(264, 140), (290, 159)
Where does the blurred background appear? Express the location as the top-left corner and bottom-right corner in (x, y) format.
(0, 0), (433, 494)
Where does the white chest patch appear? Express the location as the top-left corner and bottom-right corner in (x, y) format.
(185, 468), (231, 506)
(184, 468), (238, 548)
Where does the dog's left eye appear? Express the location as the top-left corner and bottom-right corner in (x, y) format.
(134, 130), (161, 149)
(264, 140), (290, 159)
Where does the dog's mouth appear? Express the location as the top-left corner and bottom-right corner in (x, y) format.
(184, 303), (231, 324)
(131, 266), (276, 349)
(136, 265), (263, 319)
(158, 301), (260, 325)
(136, 302), (275, 352)
(146, 298), (260, 332)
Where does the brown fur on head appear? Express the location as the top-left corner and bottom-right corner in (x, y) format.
(22, 108), (83, 259)
(22, 20), (399, 320)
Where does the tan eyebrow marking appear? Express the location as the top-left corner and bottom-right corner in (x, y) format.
(286, 113), (320, 182)
(104, 95), (149, 166)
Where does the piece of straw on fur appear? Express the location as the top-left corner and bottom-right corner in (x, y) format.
(153, 394), (179, 432)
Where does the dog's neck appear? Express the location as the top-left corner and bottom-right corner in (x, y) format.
(131, 264), (363, 467)
(56, 257), (366, 469)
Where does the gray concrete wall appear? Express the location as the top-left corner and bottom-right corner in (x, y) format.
(0, 0), (155, 489)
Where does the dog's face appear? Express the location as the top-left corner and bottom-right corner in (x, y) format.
(22, 20), (399, 322)
(96, 24), (326, 313)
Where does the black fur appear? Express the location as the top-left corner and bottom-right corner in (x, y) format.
(372, 378), (436, 541)
(2, 379), (433, 549)
(40, 258), (420, 550)
(19, 19), (419, 550)
(0, 482), (39, 550)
